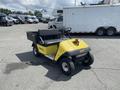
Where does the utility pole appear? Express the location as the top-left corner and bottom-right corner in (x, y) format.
(75, 0), (77, 6)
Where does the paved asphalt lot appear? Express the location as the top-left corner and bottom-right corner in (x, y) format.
(0, 23), (120, 90)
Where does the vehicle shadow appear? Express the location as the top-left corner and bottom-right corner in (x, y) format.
(3, 62), (29, 74)
(16, 51), (91, 81)
(70, 33), (120, 39)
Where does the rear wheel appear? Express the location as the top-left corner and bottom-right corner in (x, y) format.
(33, 46), (39, 57)
(106, 27), (116, 36)
(96, 27), (105, 36)
(60, 58), (75, 76)
(82, 53), (94, 66)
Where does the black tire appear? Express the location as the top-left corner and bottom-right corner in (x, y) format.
(48, 26), (52, 29)
(96, 27), (105, 36)
(33, 46), (40, 57)
(5, 22), (9, 26)
(50, 26), (53, 29)
(53, 25), (57, 29)
(106, 27), (116, 36)
(9, 23), (13, 26)
(82, 53), (94, 66)
(60, 58), (75, 76)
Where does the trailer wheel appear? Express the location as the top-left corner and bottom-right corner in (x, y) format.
(82, 53), (94, 66)
(33, 46), (39, 57)
(60, 58), (75, 76)
(96, 27), (105, 36)
(106, 27), (116, 36)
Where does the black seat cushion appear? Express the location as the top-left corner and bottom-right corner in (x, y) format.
(44, 39), (62, 45)
(38, 30), (61, 37)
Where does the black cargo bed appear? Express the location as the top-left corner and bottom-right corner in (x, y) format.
(26, 31), (38, 44)
(26, 30), (62, 45)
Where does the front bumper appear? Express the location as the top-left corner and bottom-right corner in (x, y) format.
(64, 48), (91, 62)
(66, 48), (91, 57)
(74, 53), (88, 63)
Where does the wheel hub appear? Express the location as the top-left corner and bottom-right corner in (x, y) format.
(98, 30), (104, 35)
(108, 30), (114, 35)
(62, 62), (69, 72)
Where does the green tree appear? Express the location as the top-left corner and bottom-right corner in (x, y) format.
(0, 8), (12, 15)
(34, 10), (42, 17)
(28, 11), (34, 15)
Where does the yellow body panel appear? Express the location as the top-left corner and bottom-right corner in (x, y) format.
(36, 38), (89, 61)
(55, 38), (89, 61)
(37, 44), (58, 55)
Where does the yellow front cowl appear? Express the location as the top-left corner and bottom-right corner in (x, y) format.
(55, 38), (89, 61)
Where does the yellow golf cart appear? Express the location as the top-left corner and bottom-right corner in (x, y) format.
(27, 28), (94, 75)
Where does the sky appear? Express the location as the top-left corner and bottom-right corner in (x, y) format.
(0, 0), (102, 16)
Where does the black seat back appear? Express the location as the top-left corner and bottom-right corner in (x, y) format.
(38, 30), (61, 40)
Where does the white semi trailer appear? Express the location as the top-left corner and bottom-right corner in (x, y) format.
(63, 5), (120, 36)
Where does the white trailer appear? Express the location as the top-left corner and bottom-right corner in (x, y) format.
(63, 5), (120, 36)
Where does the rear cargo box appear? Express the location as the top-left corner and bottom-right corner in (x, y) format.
(26, 31), (38, 44)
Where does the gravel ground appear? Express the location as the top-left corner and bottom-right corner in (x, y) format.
(0, 23), (120, 90)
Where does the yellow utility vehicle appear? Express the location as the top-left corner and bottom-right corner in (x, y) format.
(27, 28), (94, 75)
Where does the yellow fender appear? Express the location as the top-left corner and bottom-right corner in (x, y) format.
(55, 38), (89, 61)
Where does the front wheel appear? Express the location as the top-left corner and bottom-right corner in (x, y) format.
(60, 58), (75, 76)
(82, 53), (94, 66)
(33, 46), (40, 57)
